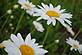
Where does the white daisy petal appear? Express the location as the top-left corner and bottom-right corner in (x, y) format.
(67, 27), (75, 36)
(37, 17), (42, 21)
(25, 33), (35, 47)
(17, 33), (24, 45)
(47, 20), (51, 25)
(34, 48), (48, 54)
(18, 0), (26, 4)
(57, 19), (65, 26)
(78, 45), (82, 53)
(49, 3), (54, 9)
(33, 13), (41, 16)
(41, 3), (49, 10)
(2, 40), (21, 55)
(52, 19), (56, 26)
(25, 33), (31, 44)
(38, 5), (46, 11)
(54, 5), (61, 11)
(41, 14), (50, 20)
(64, 19), (72, 26)
(32, 39), (36, 44)
(10, 34), (21, 47)
(70, 47), (74, 51)
(59, 9), (66, 13)
(38, 45), (43, 47)
(26, 10), (34, 15)
(61, 13), (72, 19)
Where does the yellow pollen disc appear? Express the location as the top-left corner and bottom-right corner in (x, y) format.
(46, 10), (60, 17)
(73, 44), (79, 49)
(0, 44), (4, 48)
(22, 3), (32, 10)
(20, 45), (34, 55)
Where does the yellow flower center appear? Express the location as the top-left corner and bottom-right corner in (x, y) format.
(0, 44), (4, 48)
(22, 3), (32, 10)
(46, 10), (60, 17)
(20, 45), (34, 55)
(73, 44), (79, 49)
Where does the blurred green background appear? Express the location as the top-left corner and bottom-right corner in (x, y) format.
(0, 0), (82, 55)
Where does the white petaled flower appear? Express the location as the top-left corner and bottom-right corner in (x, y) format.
(18, 0), (36, 15)
(33, 3), (74, 35)
(66, 37), (82, 53)
(2, 33), (48, 55)
(33, 21), (44, 32)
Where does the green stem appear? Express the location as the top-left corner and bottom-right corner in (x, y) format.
(61, 29), (81, 55)
(14, 11), (25, 34)
(71, 0), (75, 11)
(0, 13), (7, 19)
(74, 29), (81, 39)
(45, 31), (67, 49)
(0, 8), (16, 32)
(30, 29), (35, 34)
(0, 16), (9, 32)
(42, 26), (51, 45)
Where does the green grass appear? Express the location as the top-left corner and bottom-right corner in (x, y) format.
(0, 0), (82, 55)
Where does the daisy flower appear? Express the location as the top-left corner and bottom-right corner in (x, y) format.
(33, 21), (44, 32)
(66, 37), (82, 53)
(33, 3), (74, 35)
(18, 0), (36, 15)
(2, 33), (48, 55)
